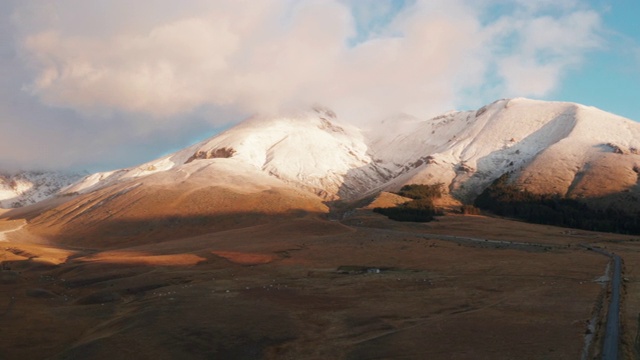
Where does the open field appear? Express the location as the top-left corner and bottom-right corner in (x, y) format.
(1, 211), (638, 359)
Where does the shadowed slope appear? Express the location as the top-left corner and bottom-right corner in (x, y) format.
(12, 160), (328, 248)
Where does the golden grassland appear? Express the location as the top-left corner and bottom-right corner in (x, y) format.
(3, 208), (639, 359)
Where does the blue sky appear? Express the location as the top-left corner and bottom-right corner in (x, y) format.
(553, 1), (640, 120)
(0, 0), (638, 171)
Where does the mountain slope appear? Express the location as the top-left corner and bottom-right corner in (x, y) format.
(24, 159), (328, 247)
(364, 99), (640, 211)
(364, 99), (582, 199)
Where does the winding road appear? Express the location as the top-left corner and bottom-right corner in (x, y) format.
(583, 245), (622, 360)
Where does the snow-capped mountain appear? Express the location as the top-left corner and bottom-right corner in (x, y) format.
(63, 107), (391, 200)
(10, 97), (640, 244)
(371, 98), (640, 203)
(0, 170), (84, 208)
(62, 98), (640, 213)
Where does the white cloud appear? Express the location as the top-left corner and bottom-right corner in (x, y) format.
(22, 9), (245, 116)
(0, 0), (605, 170)
(491, 9), (602, 96)
(15, 0), (603, 121)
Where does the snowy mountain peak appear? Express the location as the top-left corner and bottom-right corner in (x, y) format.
(62, 108), (375, 199)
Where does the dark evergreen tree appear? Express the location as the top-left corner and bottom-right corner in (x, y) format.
(475, 173), (640, 235)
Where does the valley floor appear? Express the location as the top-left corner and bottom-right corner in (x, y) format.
(1, 212), (639, 359)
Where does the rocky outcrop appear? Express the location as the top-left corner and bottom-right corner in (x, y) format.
(186, 147), (237, 163)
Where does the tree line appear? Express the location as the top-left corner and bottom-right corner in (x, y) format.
(474, 173), (640, 234)
(373, 184), (444, 222)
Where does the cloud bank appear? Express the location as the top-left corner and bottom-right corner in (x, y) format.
(1, 0), (603, 170)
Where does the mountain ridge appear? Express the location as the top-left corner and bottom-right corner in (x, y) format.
(6, 98), (640, 216)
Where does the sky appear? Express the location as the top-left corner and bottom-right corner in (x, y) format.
(0, 0), (639, 173)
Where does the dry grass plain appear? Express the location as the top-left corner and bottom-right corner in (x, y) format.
(2, 209), (639, 359)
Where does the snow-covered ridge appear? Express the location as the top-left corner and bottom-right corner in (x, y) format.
(61, 98), (640, 207)
(0, 171), (84, 208)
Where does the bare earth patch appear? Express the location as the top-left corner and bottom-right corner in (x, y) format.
(212, 251), (276, 265)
